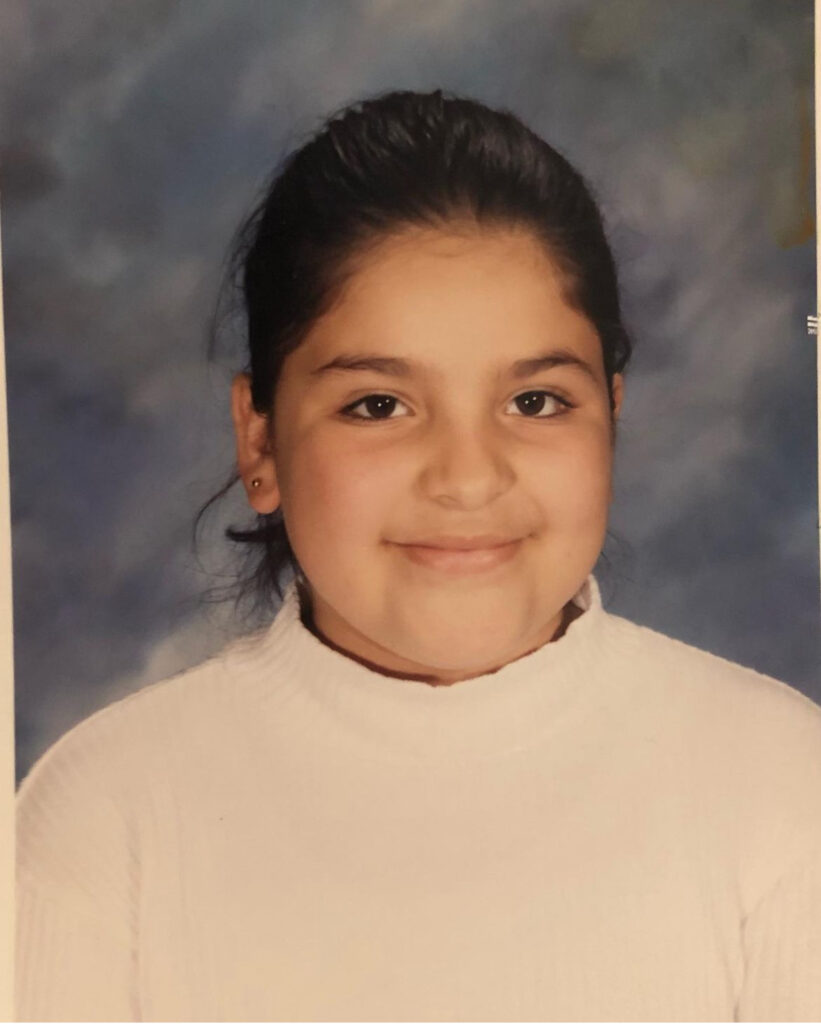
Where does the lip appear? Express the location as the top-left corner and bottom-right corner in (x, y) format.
(392, 536), (524, 574)
(397, 535), (521, 550)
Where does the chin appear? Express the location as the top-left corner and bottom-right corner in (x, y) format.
(384, 582), (571, 671)
(390, 622), (530, 677)
(410, 644), (523, 679)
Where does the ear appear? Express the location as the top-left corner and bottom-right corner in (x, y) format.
(611, 372), (625, 422)
(608, 373), (624, 504)
(230, 373), (281, 514)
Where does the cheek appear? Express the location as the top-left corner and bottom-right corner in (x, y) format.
(279, 432), (404, 550)
(529, 433), (612, 524)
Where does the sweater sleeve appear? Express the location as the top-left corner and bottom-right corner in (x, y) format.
(735, 844), (821, 1022)
(16, 721), (140, 1022)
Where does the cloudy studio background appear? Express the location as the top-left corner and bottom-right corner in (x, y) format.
(1, 0), (817, 781)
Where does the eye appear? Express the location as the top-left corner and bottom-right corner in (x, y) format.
(340, 389), (573, 422)
(505, 390), (572, 418)
(340, 394), (412, 421)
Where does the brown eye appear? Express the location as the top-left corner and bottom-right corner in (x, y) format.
(506, 390), (570, 418)
(342, 394), (410, 420)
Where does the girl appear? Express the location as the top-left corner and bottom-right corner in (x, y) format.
(16, 90), (821, 1022)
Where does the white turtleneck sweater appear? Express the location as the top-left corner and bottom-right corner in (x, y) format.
(16, 576), (821, 1022)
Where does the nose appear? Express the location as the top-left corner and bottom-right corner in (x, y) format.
(417, 417), (516, 511)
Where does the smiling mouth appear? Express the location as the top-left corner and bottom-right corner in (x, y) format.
(391, 538), (523, 574)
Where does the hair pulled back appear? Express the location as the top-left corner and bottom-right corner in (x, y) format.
(195, 88), (633, 619)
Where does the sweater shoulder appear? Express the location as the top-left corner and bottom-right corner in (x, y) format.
(605, 611), (821, 728)
(604, 611), (821, 832)
(17, 632), (258, 806)
(22, 609), (294, 784)
(603, 613), (821, 890)
(16, 623), (290, 907)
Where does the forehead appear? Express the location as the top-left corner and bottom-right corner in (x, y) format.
(293, 225), (602, 374)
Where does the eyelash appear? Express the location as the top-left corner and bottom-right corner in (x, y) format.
(339, 390), (574, 422)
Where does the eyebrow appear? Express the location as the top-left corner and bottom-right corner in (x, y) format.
(310, 349), (600, 383)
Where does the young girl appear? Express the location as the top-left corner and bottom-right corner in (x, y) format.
(16, 90), (821, 1022)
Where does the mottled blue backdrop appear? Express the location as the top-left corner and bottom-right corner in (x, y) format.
(2, 0), (817, 782)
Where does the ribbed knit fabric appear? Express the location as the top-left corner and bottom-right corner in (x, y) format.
(16, 575), (821, 1022)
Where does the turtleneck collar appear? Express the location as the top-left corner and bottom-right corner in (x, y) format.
(227, 574), (628, 764)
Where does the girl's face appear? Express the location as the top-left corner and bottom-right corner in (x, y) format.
(232, 226), (623, 683)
